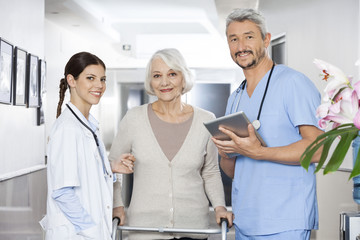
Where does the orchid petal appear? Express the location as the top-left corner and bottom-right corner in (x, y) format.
(318, 119), (328, 129)
(353, 110), (360, 129)
(354, 81), (360, 99)
(314, 59), (351, 100)
(354, 109), (360, 129)
(329, 101), (341, 114)
(326, 114), (353, 125)
(351, 90), (359, 114)
(331, 122), (341, 129)
(316, 102), (331, 118)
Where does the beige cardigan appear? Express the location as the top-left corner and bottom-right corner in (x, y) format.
(109, 104), (226, 240)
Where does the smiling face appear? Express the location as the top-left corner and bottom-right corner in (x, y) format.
(150, 57), (184, 103)
(67, 64), (106, 111)
(227, 20), (270, 70)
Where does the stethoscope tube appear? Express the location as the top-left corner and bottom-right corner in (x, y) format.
(230, 63), (275, 130)
(66, 104), (110, 178)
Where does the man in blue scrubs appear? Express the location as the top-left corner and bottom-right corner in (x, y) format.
(212, 8), (324, 240)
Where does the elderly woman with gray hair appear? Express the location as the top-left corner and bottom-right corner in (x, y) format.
(109, 48), (233, 240)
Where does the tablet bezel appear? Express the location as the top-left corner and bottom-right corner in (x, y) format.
(203, 111), (267, 147)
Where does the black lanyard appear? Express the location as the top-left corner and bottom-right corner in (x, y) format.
(66, 104), (110, 177)
(231, 63), (275, 127)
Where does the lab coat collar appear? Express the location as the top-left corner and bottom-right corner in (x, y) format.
(66, 102), (99, 132)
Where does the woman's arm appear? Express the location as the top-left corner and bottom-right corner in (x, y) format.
(52, 187), (95, 232)
(202, 137), (233, 227)
(109, 112), (133, 225)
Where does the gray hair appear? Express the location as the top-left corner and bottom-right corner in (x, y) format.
(226, 8), (267, 40)
(144, 48), (194, 96)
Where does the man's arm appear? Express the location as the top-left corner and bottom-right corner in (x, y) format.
(213, 124), (323, 165)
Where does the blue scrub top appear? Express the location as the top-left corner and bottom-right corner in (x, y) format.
(226, 65), (320, 235)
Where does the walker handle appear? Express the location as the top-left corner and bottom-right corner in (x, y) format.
(112, 217), (120, 240)
(220, 217), (229, 226)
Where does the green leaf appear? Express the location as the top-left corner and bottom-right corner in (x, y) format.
(349, 146), (360, 179)
(300, 138), (325, 170)
(324, 131), (358, 174)
(314, 135), (336, 173)
(300, 123), (359, 176)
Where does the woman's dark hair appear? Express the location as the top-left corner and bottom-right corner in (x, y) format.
(56, 52), (106, 118)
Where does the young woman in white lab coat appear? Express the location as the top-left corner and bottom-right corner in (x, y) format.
(40, 52), (135, 240)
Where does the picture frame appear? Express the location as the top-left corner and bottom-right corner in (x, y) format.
(38, 59), (46, 97)
(36, 105), (44, 126)
(12, 47), (27, 106)
(0, 38), (14, 104)
(26, 53), (39, 108)
(36, 59), (46, 125)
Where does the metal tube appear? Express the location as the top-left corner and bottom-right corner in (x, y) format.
(221, 219), (228, 240)
(112, 217), (120, 240)
(113, 218), (229, 239)
(117, 226), (222, 234)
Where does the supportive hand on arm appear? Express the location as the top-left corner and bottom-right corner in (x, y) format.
(110, 153), (136, 174)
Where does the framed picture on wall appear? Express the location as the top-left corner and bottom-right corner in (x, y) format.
(26, 53), (39, 108)
(36, 105), (44, 126)
(12, 47), (27, 106)
(36, 59), (46, 126)
(0, 38), (14, 104)
(38, 59), (46, 97)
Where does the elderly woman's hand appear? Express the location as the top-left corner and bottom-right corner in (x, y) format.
(214, 206), (234, 228)
(113, 206), (126, 226)
(111, 153), (135, 174)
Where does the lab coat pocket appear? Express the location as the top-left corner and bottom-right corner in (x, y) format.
(39, 215), (48, 231)
(78, 224), (102, 239)
(46, 225), (71, 240)
(43, 213), (78, 240)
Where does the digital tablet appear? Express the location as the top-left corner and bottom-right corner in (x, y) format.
(203, 111), (267, 147)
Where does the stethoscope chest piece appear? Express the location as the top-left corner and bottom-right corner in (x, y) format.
(231, 62), (275, 131)
(252, 119), (261, 130)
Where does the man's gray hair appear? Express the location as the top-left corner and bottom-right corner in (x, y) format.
(144, 48), (194, 96)
(226, 8), (267, 40)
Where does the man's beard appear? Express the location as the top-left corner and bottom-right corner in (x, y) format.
(235, 48), (266, 70)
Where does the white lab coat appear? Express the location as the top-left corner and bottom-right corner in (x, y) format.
(40, 103), (113, 240)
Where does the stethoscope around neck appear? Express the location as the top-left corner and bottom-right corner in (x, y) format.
(230, 62), (275, 130)
(66, 104), (111, 179)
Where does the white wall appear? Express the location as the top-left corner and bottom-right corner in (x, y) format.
(44, 19), (116, 137)
(0, 0), (46, 238)
(259, 0), (360, 239)
(0, 0), (45, 179)
(261, 0), (359, 91)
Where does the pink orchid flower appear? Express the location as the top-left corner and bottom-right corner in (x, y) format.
(322, 88), (359, 129)
(313, 59), (351, 101)
(354, 109), (360, 129)
(353, 81), (360, 129)
(353, 81), (360, 99)
(316, 102), (331, 128)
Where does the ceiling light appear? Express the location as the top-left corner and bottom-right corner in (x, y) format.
(122, 44), (131, 51)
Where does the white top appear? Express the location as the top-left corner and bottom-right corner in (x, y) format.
(109, 104), (226, 240)
(42, 102), (113, 240)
